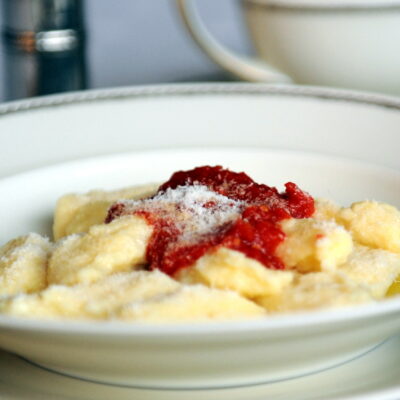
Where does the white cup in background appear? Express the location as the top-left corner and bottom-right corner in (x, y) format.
(176, 0), (400, 95)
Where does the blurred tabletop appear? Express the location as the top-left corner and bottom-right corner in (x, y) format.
(0, 0), (252, 102)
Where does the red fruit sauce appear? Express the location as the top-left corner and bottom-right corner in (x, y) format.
(106, 166), (314, 276)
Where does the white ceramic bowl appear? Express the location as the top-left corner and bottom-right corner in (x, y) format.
(0, 83), (400, 390)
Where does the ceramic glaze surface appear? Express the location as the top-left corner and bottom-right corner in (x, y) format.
(0, 84), (399, 392)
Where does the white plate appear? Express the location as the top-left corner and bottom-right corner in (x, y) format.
(0, 147), (400, 391)
(0, 335), (399, 400)
(0, 83), (400, 396)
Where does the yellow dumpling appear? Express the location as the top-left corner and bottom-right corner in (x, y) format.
(277, 218), (353, 273)
(48, 215), (152, 285)
(338, 201), (400, 254)
(53, 183), (158, 240)
(177, 247), (294, 298)
(0, 270), (180, 320)
(0, 233), (51, 295)
(338, 245), (400, 299)
(256, 272), (374, 313)
(119, 285), (266, 321)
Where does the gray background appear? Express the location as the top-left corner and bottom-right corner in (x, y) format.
(0, 0), (252, 101)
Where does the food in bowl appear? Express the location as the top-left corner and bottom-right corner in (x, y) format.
(0, 166), (399, 321)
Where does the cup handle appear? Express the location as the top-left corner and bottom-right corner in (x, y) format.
(176, 0), (292, 83)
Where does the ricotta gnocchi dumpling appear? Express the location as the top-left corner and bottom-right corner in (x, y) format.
(53, 183), (158, 240)
(0, 270), (180, 319)
(338, 245), (400, 299)
(0, 233), (51, 295)
(256, 272), (375, 312)
(177, 248), (294, 298)
(277, 218), (353, 273)
(48, 215), (152, 285)
(338, 201), (400, 254)
(118, 285), (266, 321)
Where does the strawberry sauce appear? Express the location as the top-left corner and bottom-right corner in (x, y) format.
(106, 166), (314, 276)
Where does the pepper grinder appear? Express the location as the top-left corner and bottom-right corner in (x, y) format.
(1, 0), (87, 100)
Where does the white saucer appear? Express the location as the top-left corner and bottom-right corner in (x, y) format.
(1, 335), (400, 400)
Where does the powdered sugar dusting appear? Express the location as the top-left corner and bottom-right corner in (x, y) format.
(118, 185), (244, 242)
(105, 166), (315, 275)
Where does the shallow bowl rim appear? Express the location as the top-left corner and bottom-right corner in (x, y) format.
(2, 82), (400, 118)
